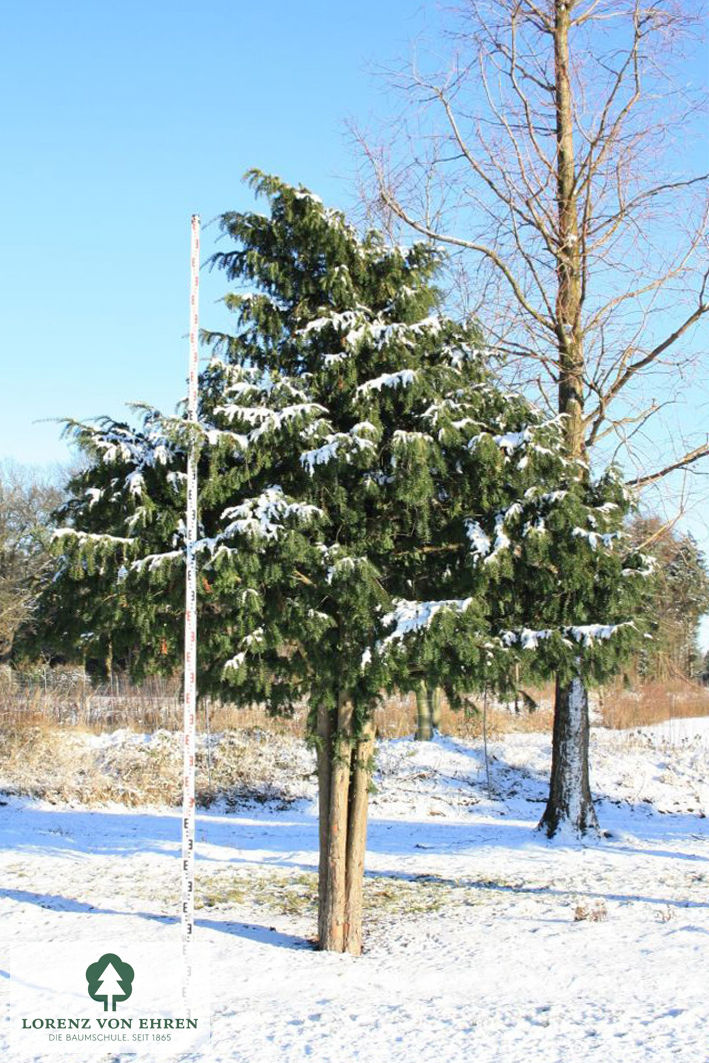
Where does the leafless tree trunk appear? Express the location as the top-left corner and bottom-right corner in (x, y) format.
(540, 0), (600, 836)
(355, 0), (708, 837)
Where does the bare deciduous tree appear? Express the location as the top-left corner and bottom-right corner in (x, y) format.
(355, 0), (709, 835)
(0, 463), (64, 659)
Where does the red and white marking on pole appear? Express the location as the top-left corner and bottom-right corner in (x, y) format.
(182, 214), (200, 970)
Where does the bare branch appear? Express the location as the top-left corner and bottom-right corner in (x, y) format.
(601, 277), (709, 410)
(627, 440), (709, 490)
(376, 179), (558, 335)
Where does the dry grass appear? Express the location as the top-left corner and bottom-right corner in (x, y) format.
(1, 665), (707, 810)
(573, 901), (607, 923)
(1, 666), (556, 742)
(598, 678), (709, 730)
(1, 669), (707, 809)
(0, 665), (183, 732)
(0, 724), (315, 808)
(372, 689), (556, 740)
(195, 868), (512, 921)
(0, 665), (306, 736)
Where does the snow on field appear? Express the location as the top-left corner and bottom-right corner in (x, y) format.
(1, 719), (707, 1062)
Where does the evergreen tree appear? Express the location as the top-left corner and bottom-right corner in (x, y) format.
(43, 173), (648, 950)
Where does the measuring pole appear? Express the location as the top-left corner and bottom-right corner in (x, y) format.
(182, 214), (200, 973)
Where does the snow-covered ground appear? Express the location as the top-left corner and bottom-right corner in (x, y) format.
(1, 719), (707, 1062)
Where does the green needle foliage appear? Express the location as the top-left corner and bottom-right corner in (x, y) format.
(37, 172), (649, 724)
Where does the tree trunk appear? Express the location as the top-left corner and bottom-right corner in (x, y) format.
(321, 693), (353, 952)
(540, 1), (598, 838)
(343, 718), (375, 956)
(553, 0), (584, 452)
(105, 635), (113, 683)
(317, 694), (374, 954)
(415, 681), (433, 741)
(429, 686), (442, 730)
(316, 700), (333, 946)
(539, 673), (599, 837)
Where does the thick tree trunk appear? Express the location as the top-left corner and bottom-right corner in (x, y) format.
(317, 695), (374, 954)
(540, 1), (598, 838)
(415, 681), (433, 741)
(316, 700), (333, 945)
(321, 693), (353, 952)
(539, 674), (599, 837)
(343, 718), (375, 956)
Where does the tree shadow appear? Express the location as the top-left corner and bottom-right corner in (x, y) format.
(0, 888), (312, 950)
(2, 791), (706, 869)
(0, 800), (315, 863)
(360, 868), (709, 910)
(2, 757), (706, 885)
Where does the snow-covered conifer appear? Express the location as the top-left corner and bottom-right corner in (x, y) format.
(43, 172), (648, 948)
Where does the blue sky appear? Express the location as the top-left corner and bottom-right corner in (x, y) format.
(1, 0), (442, 465)
(2, 1), (708, 642)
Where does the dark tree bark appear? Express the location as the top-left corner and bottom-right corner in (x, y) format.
(539, 673), (599, 836)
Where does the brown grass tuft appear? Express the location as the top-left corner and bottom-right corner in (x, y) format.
(598, 678), (709, 730)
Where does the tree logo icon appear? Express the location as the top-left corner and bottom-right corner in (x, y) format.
(85, 953), (135, 1011)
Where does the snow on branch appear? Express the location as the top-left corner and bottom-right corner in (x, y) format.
(464, 519), (492, 558)
(219, 486), (324, 542)
(85, 488), (103, 508)
(214, 402), (328, 450)
(325, 553), (374, 584)
(130, 550), (182, 574)
(298, 309), (363, 338)
(356, 369), (417, 394)
(53, 528), (134, 547)
(223, 627), (266, 677)
(493, 428), (533, 453)
(125, 471), (145, 497)
(484, 514), (512, 565)
(300, 422), (379, 473)
(298, 310), (443, 353)
(567, 622), (636, 646)
(572, 528), (624, 550)
(501, 621), (636, 650)
(501, 628), (553, 650)
(379, 597), (474, 648)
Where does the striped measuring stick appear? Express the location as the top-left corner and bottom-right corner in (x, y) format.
(182, 214), (200, 986)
